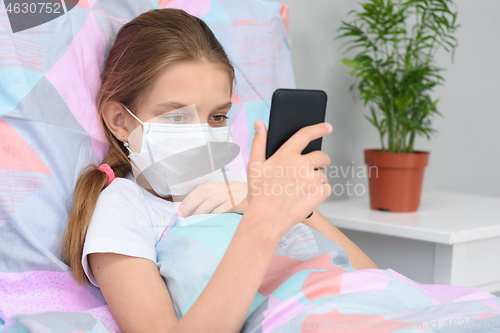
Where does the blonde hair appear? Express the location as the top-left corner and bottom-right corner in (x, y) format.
(59, 8), (236, 285)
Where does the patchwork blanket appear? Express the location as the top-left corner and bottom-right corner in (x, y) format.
(157, 213), (500, 333)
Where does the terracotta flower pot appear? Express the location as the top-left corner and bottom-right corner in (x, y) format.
(364, 149), (430, 212)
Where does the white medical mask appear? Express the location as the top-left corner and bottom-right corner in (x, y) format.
(122, 103), (240, 198)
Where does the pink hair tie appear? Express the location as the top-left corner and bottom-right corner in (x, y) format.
(98, 164), (115, 186)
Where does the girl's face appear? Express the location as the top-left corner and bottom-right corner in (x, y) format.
(126, 60), (233, 130)
(102, 60), (233, 201)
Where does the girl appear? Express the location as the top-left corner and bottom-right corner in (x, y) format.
(60, 8), (378, 332)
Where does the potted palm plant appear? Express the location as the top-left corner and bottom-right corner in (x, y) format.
(336, 0), (459, 212)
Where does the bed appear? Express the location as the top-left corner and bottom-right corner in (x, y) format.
(1, 0), (499, 332)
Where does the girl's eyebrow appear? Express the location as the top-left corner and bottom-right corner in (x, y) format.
(156, 101), (232, 111)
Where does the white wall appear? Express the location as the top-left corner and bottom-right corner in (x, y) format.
(275, 0), (500, 201)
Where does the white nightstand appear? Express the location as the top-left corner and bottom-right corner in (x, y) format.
(318, 190), (500, 293)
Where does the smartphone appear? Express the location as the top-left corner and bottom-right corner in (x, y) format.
(265, 88), (328, 159)
(265, 88), (328, 219)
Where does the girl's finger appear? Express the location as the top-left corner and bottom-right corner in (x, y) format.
(212, 201), (233, 214)
(179, 183), (218, 216)
(304, 151), (331, 170)
(181, 181), (248, 216)
(192, 194), (227, 215)
(279, 123), (332, 156)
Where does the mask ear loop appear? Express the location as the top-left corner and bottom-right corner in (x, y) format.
(121, 103), (144, 125)
(121, 104), (140, 157)
(121, 103), (156, 165)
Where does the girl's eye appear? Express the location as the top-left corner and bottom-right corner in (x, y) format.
(211, 115), (229, 122)
(166, 114), (187, 123)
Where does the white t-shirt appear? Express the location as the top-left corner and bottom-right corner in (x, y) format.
(81, 172), (179, 288)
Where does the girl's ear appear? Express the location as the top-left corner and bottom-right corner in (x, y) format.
(101, 101), (133, 142)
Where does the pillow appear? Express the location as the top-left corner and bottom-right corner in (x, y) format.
(0, 0), (294, 331)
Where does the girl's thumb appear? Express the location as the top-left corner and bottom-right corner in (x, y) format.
(248, 120), (267, 164)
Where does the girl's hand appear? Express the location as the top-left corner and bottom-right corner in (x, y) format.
(245, 120), (332, 236)
(177, 180), (249, 217)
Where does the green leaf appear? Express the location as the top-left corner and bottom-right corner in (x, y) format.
(333, 0), (458, 151)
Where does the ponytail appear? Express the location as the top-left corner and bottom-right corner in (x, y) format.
(59, 138), (131, 285)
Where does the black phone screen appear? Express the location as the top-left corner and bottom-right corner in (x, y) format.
(265, 88), (328, 160)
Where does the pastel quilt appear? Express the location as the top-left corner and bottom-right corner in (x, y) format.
(157, 213), (500, 333)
